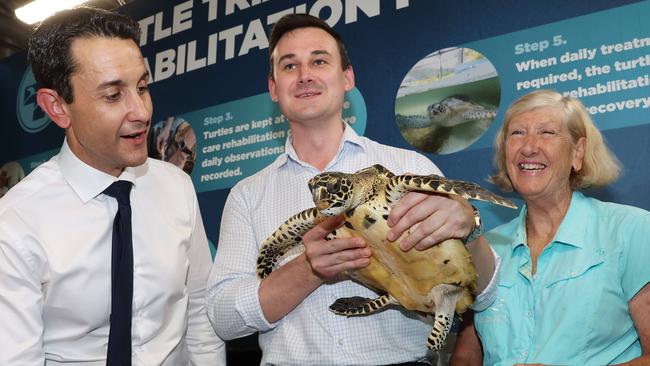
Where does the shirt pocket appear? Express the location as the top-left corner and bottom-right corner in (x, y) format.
(538, 254), (614, 355)
(544, 258), (605, 289)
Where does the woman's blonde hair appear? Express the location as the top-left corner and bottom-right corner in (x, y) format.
(491, 89), (620, 192)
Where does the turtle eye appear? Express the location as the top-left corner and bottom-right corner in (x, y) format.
(326, 179), (341, 194)
(428, 103), (444, 116)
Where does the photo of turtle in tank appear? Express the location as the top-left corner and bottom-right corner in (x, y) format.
(396, 95), (497, 155)
(394, 47), (500, 155)
(256, 164), (516, 350)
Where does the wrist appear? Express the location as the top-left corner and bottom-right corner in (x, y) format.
(463, 205), (482, 244)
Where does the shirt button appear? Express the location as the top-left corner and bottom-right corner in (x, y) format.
(526, 310), (532, 317)
(338, 339), (344, 346)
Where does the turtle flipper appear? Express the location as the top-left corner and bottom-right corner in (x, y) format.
(396, 113), (434, 129)
(329, 294), (398, 316)
(426, 284), (463, 351)
(385, 174), (516, 209)
(257, 207), (324, 279)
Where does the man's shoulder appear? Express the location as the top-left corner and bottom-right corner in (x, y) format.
(230, 157), (281, 192)
(358, 136), (439, 175)
(0, 160), (61, 215)
(141, 158), (193, 186)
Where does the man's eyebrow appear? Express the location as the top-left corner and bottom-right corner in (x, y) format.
(276, 49), (331, 64)
(97, 79), (125, 90)
(96, 71), (150, 90)
(311, 50), (330, 57)
(277, 52), (296, 65)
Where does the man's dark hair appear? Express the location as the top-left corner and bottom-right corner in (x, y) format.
(268, 13), (351, 79)
(27, 6), (141, 104)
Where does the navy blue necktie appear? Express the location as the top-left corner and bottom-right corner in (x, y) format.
(103, 181), (133, 366)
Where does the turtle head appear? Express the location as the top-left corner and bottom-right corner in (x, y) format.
(427, 101), (449, 122)
(308, 173), (355, 216)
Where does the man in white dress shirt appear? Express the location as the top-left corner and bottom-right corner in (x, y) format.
(206, 14), (500, 365)
(0, 7), (225, 365)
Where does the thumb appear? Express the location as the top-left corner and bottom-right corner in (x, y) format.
(304, 215), (345, 241)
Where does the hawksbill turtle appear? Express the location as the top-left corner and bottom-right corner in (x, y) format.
(257, 164), (516, 350)
(396, 95), (497, 154)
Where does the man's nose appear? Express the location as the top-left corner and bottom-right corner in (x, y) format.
(126, 91), (151, 122)
(297, 64), (314, 83)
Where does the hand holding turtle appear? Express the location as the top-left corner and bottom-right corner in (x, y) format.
(303, 215), (371, 281)
(387, 191), (476, 251)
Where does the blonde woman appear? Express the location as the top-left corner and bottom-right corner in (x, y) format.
(451, 90), (650, 366)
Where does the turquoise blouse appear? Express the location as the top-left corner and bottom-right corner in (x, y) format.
(476, 192), (650, 365)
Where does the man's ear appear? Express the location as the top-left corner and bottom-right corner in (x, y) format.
(36, 88), (70, 129)
(268, 76), (278, 102)
(343, 65), (355, 92)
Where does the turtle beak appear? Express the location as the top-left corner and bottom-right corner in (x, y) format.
(313, 188), (332, 213)
(316, 200), (330, 211)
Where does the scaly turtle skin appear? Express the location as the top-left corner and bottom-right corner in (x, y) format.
(257, 164), (515, 351)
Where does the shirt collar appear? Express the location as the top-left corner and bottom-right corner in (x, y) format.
(510, 207), (528, 251)
(510, 191), (588, 251)
(553, 191), (589, 248)
(57, 139), (142, 203)
(278, 122), (365, 170)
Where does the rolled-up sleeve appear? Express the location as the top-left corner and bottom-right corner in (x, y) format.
(206, 186), (274, 340)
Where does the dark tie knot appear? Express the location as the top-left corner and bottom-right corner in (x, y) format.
(103, 181), (132, 205)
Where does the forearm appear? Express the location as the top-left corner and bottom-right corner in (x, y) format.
(450, 311), (483, 366)
(614, 355), (650, 365)
(618, 283), (650, 365)
(465, 236), (495, 293)
(259, 253), (323, 322)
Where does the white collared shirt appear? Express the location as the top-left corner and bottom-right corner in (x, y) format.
(207, 125), (499, 365)
(0, 141), (225, 365)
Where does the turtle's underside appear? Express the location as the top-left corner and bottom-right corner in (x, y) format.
(257, 164), (515, 350)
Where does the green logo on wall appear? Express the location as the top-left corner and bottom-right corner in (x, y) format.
(16, 67), (51, 133)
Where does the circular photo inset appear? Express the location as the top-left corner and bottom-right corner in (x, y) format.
(148, 116), (197, 174)
(395, 47), (500, 155)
